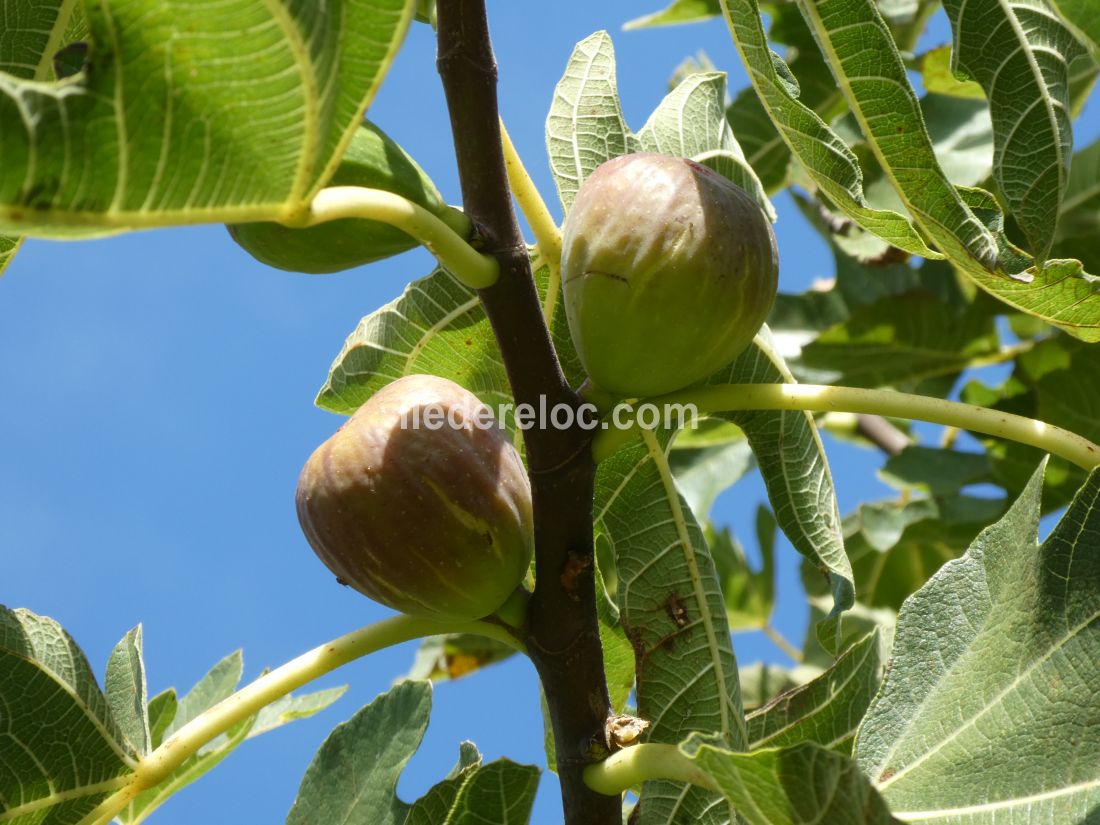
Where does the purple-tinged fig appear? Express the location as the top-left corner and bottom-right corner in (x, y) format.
(296, 375), (533, 621)
(562, 153), (778, 398)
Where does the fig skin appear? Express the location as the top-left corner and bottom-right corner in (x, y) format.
(229, 120), (457, 274)
(562, 153), (779, 398)
(296, 375), (533, 622)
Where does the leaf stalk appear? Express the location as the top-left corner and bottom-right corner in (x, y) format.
(591, 383), (1100, 470)
(76, 614), (520, 825)
(288, 186), (499, 288)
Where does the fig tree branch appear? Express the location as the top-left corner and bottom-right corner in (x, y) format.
(435, 4), (618, 823)
(77, 615), (520, 825)
(855, 414), (911, 455)
(286, 186), (498, 288)
(591, 383), (1100, 471)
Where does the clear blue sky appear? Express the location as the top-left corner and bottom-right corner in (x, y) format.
(2, 3), (1096, 823)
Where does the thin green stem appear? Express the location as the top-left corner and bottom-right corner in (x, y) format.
(499, 121), (563, 324)
(583, 744), (718, 797)
(591, 384), (1100, 471)
(286, 186), (499, 289)
(78, 615), (522, 825)
(761, 624), (802, 664)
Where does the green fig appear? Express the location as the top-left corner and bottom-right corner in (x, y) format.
(229, 120), (462, 274)
(562, 153), (778, 398)
(296, 375), (533, 622)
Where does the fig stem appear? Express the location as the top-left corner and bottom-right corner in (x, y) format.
(499, 120), (563, 324)
(285, 185), (500, 289)
(583, 743), (718, 796)
(591, 383), (1100, 471)
(76, 614), (522, 825)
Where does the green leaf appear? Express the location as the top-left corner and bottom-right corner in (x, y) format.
(857, 461), (1100, 822)
(596, 427), (743, 824)
(708, 329), (855, 651)
(146, 688), (179, 750)
(739, 662), (803, 711)
(841, 495), (1006, 610)
(315, 258), (577, 417)
(718, 0), (942, 259)
(748, 630), (882, 754)
(288, 681), (539, 825)
(0, 0), (414, 236)
(919, 46), (987, 100)
(709, 509), (776, 632)
(287, 680), (432, 825)
(796, 0), (999, 267)
(546, 31), (772, 218)
(119, 653), (342, 824)
(105, 625), (152, 756)
(880, 446), (994, 496)
(685, 735), (900, 824)
(404, 742), (483, 825)
(959, 336), (1098, 511)
(163, 651), (243, 738)
(1058, 136), (1100, 239)
(248, 685), (347, 739)
(727, 3), (846, 194)
(670, 437), (755, 520)
(624, 0), (722, 29)
(801, 597), (898, 671)
(546, 32), (636, 213)
(416, 760), (540, 825)
(788, 0), (1100, 338)
(0, 0), (87, 80)
(0, 235), (20, 276)
(595, 554), (638, 713)
(798, 290), (1001, 390)
(1051, 0), (1100, 56)
(0, 0), (88, 272)
(0, 605), (136, 823)
(637, 71), (774, 219)
(407, 634), (517, 682)
(942, 0), (1086, 258)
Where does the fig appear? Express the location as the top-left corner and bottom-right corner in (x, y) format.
(229, 120), (463, 274)
(561, 153), (778, 398)
(296, 375), (533, 622)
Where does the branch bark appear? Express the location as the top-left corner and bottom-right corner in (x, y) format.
(434, 4), (618, 823)
(855, 414), (911, 456)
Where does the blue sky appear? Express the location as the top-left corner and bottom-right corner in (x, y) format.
(2, 3), (1097, 823)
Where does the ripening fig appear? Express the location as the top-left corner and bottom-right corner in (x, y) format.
(562, 153), (778, 398)
(229, 120), (464, 274)
(296, 375), (533, 622)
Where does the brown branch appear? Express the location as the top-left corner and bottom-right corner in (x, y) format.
(856, 414), (911, 456)
(434, 4), (618, 823)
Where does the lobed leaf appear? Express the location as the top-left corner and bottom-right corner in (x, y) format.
(857, 461), (1100, 823)
(105, 626), (152, 756)
(595, 427), (743, 824)
(718, 0), (942, 258)
(315, 258), (578, 417)
(286, 681), (538, 825)
(0, 0), (414, 236)
(546, 32), (636, 213)
(707, 330), (855, 651)
(942, 0), (1085, 259)
(0, 606), (136, 824)
(685, 735), (900, 824)
(747, 630), (882, 754)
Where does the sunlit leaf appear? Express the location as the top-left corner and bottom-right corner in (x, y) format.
(857, 461), (1100, 823)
